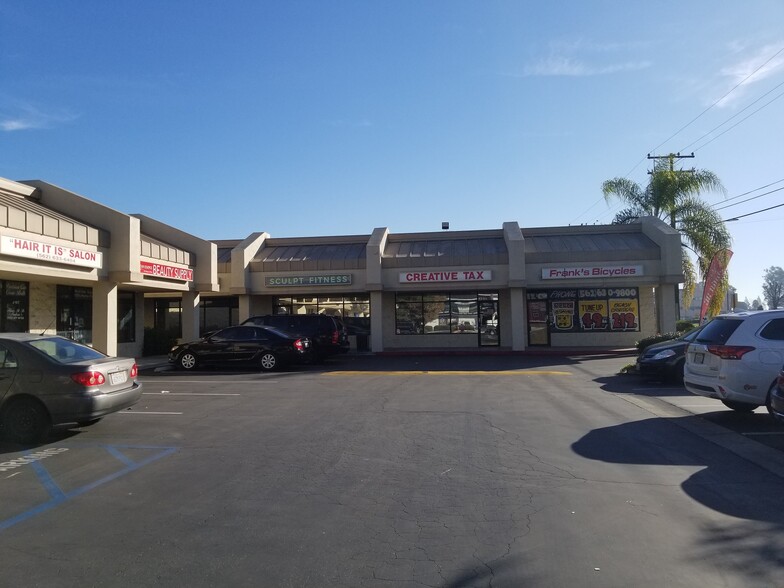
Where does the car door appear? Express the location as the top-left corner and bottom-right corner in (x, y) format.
(217, 326), (259, 364)
(0, 344), (18, 402)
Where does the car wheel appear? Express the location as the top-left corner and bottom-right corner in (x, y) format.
(721, 400), (759, 412)
(765, 382), (777, 416)
(178, 351), (198, 370)
(259, 352), (278, 371)
(2, 398), (51, 444)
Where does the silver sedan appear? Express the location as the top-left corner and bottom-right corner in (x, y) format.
(0, 333), (143, 444)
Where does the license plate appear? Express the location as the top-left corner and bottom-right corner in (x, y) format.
(694, 353), (704, 364)
(110, 371), (128, 385)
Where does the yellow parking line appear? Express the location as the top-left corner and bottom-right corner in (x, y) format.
(324, 370), (572, 376)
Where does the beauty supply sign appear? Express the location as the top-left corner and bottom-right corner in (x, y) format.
(541, 265), (643, 280)
(399, 270), (492, 283)
(0, 235), (103, 269)
(140, 261), (193, 281)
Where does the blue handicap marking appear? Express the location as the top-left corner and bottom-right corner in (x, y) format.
(0, 444), (177, 532)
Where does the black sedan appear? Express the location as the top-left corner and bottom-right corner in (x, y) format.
(169, 325), (312, 371)
(636, 326), (704, 382)
(0, 334), (142, 444)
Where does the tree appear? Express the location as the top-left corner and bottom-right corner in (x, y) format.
(602, 154), (732, 317)
(762, 266), (784, 310)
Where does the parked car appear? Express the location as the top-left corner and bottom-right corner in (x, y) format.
(684, 310), (784, 413)
(769, 364), (784, 423)
(0, 333), (142, 444)
(241, 314), (348, 359)
(169, 325), (311, 371)
(636, 325), (704, 382)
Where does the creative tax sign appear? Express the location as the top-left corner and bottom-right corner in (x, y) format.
(0, 235), (102, 268)
(542, 265), (643, 280)
(140, 261), (193, 281)
(400, 270), (492, 283)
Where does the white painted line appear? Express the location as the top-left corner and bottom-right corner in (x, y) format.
(742, 431), (784, 436)
(120, 411), (183, 415)
(142, 392), (241, 396)
(140, 380), (275, 385)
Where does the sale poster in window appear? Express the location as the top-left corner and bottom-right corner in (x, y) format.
(609, 298), (639, 331)
(552, 300), (576, 330)
(579, 300), (608, 330)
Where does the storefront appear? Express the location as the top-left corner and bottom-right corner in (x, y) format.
(225, 219), (682, 352)
(0, 175), (682, 355)
(0, 177), (217, 357)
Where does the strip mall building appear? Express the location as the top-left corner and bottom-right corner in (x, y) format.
(0, 176), (684, 356)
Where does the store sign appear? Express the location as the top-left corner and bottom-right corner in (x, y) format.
(265, 274), (352, 287)
(0, 235), (103, 268)
(140, 261), (193, 281)
(541, 265), (643, 280)
(399, 270), (492, 283)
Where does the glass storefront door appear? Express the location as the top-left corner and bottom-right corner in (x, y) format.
(527, 299), (550, 346)
(479, 297), (499, 347)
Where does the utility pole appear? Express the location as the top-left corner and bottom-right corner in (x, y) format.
(646, 152), (696, 322)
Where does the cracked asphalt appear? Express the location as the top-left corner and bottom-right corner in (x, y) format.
(1, 353), (784, 587)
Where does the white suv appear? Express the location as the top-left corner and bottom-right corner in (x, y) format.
(684, 309), (784, 413)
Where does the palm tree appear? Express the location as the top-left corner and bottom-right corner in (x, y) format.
(602, 154), (732, 317)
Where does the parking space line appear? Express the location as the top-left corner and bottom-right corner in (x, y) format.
(324, 370), (572, 376)
(120, 411), (183, 415)
(142, 392), (241, 396)
(0, 445), (177, 532)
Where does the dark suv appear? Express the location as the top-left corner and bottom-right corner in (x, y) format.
(241, 314), (349, 359)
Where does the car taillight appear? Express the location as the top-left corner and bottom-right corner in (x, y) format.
(331, 330), (339, 344)
(71, 371), (106, 386)
(706, 345), (755, 360)
(130, 363), (138, 378)
(294, 339), (306, 351)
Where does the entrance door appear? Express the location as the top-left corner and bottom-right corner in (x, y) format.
(527, 299), (550, 346)
(479, 299), (499, 347)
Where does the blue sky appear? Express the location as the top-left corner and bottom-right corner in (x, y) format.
(2, 1), (783, 304)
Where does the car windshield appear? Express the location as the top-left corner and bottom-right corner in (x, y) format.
(29, 337), (107, 364)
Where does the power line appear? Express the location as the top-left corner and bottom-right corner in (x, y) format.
(715, 185), (784, 211)
(680, 78), (784, 152)
(649, 45), (784, 155)
(726, 201), (784, 221)
(692, 88), (784, 152)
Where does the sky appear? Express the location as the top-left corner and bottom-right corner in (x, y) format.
(1, 1), (783, 304)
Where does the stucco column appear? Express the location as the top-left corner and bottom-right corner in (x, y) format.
(182, 291), (201, 342)
(509, 287), (526, 351)
(92, 282), (118, 356)
(238, 294), (251, 323)
(656, 284), (679, 333)
(370, 291), (383, 352)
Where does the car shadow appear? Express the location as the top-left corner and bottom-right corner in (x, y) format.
(572, 417), (784, 578)
(596, 373), (692, 397)
(0, 428), (81, 455)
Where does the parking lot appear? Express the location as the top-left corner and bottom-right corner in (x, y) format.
(2, 353), (784, 587)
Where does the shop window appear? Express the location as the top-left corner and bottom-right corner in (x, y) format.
(154, 298), (181, 335)
(0, 281), (29, 333)
(118, 291), (135, 343)
(200, 296), (239, 335)
(527, 288), (641, 335)
(394, 292), (498, 337)
(273, 295), (371, 336)
(57, 286), (92, 344)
